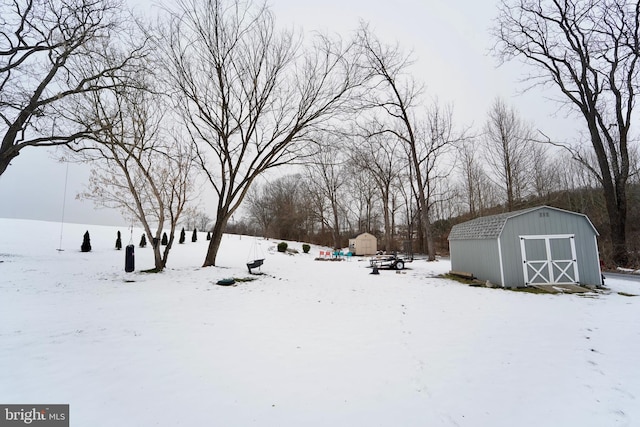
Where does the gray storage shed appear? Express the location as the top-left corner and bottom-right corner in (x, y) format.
(448, 206), (601, 288)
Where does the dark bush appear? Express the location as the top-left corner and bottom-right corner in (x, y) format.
(192, 228), (198, 242)
(81, 231), (91, 252)
(277, 242), (288, 253)
(116, 230), (122, 250)
(161, 232), (168, 246)
(139, 234), (147, 248)
(179, 227), (185, 244)
(302, 244), (310, 253)
(206, 231), (211, 241)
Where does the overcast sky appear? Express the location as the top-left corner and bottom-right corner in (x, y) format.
(0, 0), (577, 226)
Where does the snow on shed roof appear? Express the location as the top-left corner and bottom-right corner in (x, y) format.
(447, 206), (596, 241)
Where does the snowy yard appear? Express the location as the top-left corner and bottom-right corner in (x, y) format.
(1, 218), (639, 426)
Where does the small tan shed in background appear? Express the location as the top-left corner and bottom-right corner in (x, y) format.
(348, 232), (377, 256)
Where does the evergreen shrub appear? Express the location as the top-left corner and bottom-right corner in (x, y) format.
(81, 231), (91, 252)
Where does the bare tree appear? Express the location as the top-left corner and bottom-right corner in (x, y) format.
(181, 208), (212, 231)
(630, 145), (640, 185)
(245, 174), (307, 240)
(159, 0), (367, 266)
(0, 0), (146, 176)
(355, 25), (433, 255)
(557, 151), (601, 192)
(72, 74), (195, 271)
(245, 185), (273, 238)
(357, 26), (468, 259)
(343, 157), (382, 237)
(267, 175), (307, 240)
(530, 143), (560, 201)
(394, 170), (418, 248)
(494, 0), (640, 265)
(458, 139), (497, 216)
(305, 140), (349, 249)
(555, 150), (604, 213)
(482, 98), (533, 211)
(413, 101), (465, 259)
(302, 173), (332, 244)
(349, 128), (404, 251)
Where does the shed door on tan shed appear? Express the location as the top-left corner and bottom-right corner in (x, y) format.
(356, 234), (376, 255)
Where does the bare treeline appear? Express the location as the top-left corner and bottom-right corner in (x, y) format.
(2, 0), (639, 268)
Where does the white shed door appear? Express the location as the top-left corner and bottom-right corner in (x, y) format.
(520, 235), (579, 285)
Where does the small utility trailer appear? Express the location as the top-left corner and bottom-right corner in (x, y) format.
(369, 253), (413, 270)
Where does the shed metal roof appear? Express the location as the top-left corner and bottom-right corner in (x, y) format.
(447, 206), (597, 240)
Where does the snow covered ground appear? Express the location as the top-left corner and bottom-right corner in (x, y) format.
(1, 218), (639, 426)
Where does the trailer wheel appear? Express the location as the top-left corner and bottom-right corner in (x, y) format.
(395, 260), (404, 270)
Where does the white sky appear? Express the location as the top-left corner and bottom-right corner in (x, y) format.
(0, 0), (579, 226)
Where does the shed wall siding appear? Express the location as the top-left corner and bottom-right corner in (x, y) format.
(499, 208), (600, 287)
(450, 239), (502, 285)
(353, 234), (377, 256)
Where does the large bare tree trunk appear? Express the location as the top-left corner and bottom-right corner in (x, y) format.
(494, 0), (636, 265)
(588, 122), (629, 265)
(382, 191), (392, 252)
(160, 0), (367, 267)
(203, 215), (229, 267)
(0, 151), (18, 177)
(330, 198), (341, 249)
